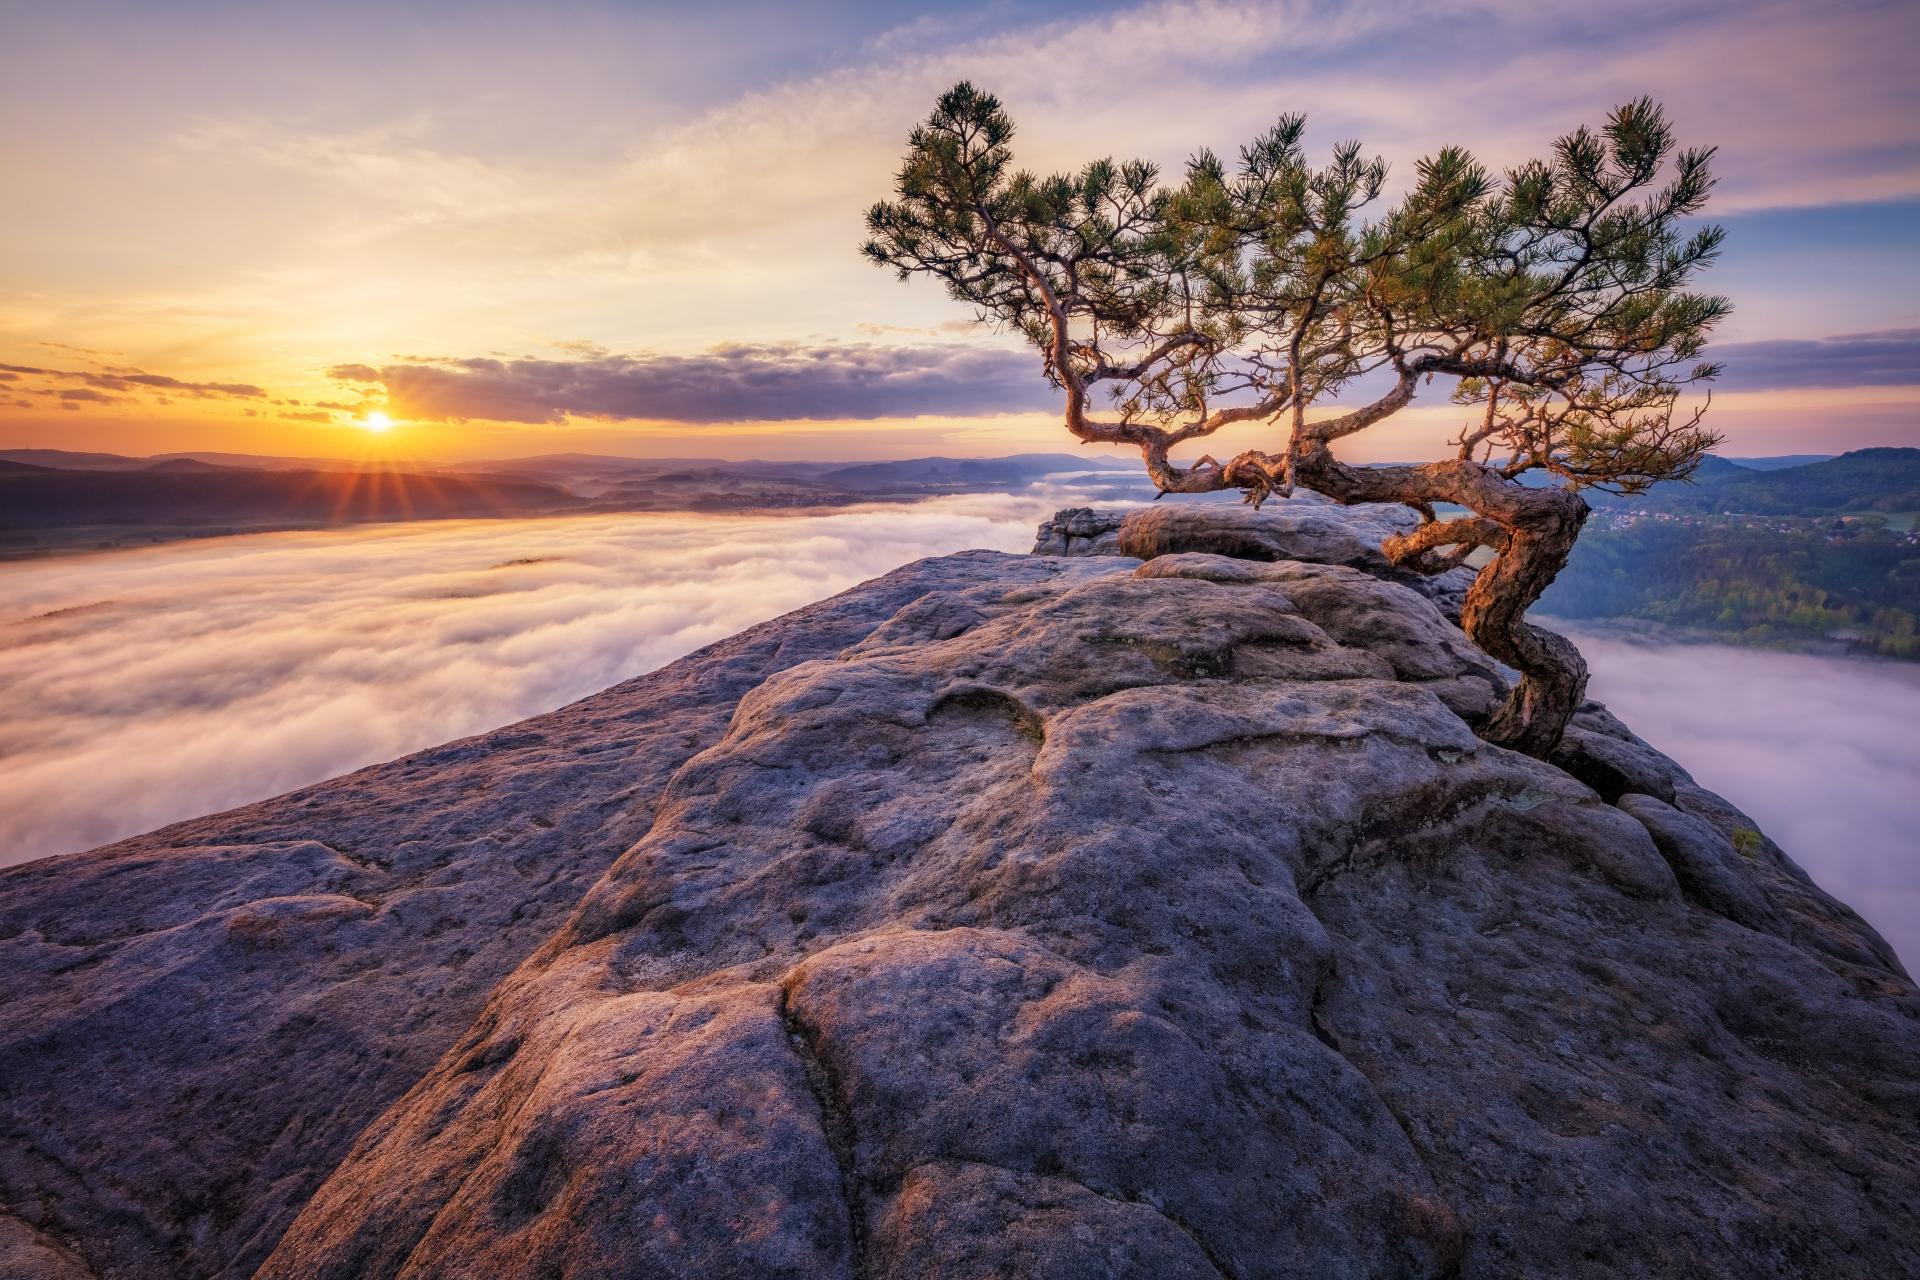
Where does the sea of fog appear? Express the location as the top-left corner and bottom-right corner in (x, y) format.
(1559, 628), (1920, 970)
(3, 497), (1914, 969)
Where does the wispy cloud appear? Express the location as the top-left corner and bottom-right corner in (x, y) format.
(152, 0), (1918, 274)
(0, 361), (267, 400)
(328, 343), (1049, 424)
(1710, 329), (1920, 391)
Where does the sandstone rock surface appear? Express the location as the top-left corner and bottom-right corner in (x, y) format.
(0, 552), (1115, 1279)
(3, 502), (1915, 1279)
(1039, 500), (1480, 612)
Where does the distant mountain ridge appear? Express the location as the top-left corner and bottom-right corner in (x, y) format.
(137, 457), (247, 473)
(0, 448), (1149, 558)
(0, 447), (1139, 478)
(1720, 454), (1836, 471)
(8, 444), (1898, 509)
(1602, 447), (1920, 516)
(5, 445), (1914, 563)
(0, 448), (436, 472)
(0, 468), (585, 537)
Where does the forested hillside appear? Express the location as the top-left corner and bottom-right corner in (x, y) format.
(1545, 511), (1920, 658)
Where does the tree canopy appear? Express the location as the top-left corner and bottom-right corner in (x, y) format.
(865, 84), (1731, 754)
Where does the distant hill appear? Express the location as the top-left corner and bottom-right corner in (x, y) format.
(1544, 514), (1920, 658)
(1720, 454), (1836, 471)
(3, 447), (1139, 487)
(140, 457), (246, 473)
(0, 448), (1153, 556)
(1544, 448), (1920, 657)
(0, 449), (160, 471)
(0, 468), (584, 546)
(1614, 447), (1920, 516)
(0, 448), (453, 473)
(461, 452), (730, 470)
(1685, 454), (1754, 480)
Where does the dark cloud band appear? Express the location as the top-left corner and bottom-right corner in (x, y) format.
(1710, 329), (1920, 391)
(324, 328), (1920, 428)
(327, 343), (1052, 424)
(0, 362), (266, 399)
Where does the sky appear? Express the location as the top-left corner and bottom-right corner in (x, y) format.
(2, 0), (1917, 463)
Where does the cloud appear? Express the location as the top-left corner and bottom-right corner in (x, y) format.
(29, 340), (124, 360)
(1562, 625), (1920, 970)
(0, 488), (1122, 865)
(106, 371), (267, 397)
(1710, 329), (1920, 391)
(325, 324), (1920, 433)
(854, 320), (979, 338)
(55, 388), (123, 404)
(0, 361), (267, 401)
(164, 0), (1918, 277)
(328, 342), (1050, 424)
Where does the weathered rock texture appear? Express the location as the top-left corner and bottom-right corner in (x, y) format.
(1038, 499), (1479, 613)
(0, 553), (1115, 1280)
(3, 501), (1915, 1279)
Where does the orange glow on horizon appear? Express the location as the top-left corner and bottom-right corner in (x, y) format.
(1, 390), (1916, 466)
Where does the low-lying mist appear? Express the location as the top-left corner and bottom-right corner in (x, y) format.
(2, 505), (1911, 969)
(1563, 627), (1920, 969)
(0, 493), (1077, 863)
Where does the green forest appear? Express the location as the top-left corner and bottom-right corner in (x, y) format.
(1536, 447), (1920, 657)
(1543, 515), (1920, 657)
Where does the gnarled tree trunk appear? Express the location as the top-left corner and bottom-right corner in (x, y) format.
(1449, 497), (1591, 756)
(1292, 443), (1591, 756)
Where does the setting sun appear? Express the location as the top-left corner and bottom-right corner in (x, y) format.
(361, 411), (393, 433)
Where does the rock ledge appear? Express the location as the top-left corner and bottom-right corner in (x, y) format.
(1, 503), (1913, 1280)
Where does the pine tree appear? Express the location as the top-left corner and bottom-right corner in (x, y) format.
(864, 83), (1730, 755)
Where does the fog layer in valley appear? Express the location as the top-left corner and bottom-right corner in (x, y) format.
(2, 506), (1912, 969)
(1562, 627), (1920, 969)
(0, 494), (1073, 862)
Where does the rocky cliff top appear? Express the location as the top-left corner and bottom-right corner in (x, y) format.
(2, 500), (1914, 1280)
